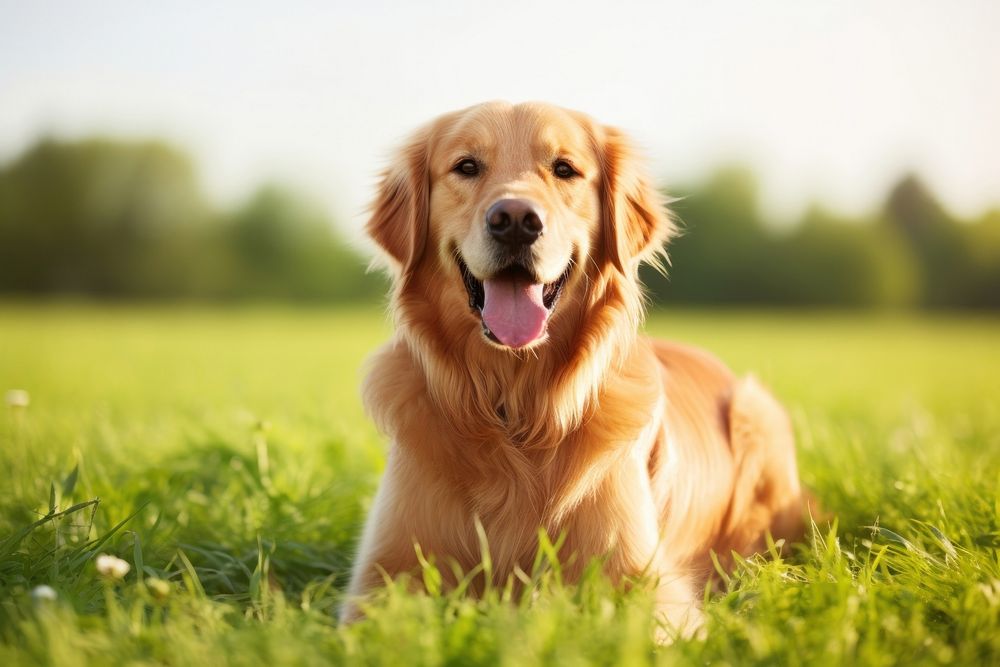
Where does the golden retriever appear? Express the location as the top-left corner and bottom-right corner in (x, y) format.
(342, 101), (806, 635)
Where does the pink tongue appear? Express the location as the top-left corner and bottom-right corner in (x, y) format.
(482, 277), (548, 347)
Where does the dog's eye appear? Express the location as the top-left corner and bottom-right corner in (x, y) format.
(453, 158), (480, 177)
(553, 159), (578, 179)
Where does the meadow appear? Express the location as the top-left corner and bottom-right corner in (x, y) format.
(0, 304), (998, 666)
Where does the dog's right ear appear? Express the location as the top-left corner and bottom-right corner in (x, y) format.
(366, 126), (431, 279)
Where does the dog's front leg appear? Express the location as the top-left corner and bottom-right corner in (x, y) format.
(340, 446), (413, 622)
(340, 445), (459, 622)
(591, 450), (703, 640)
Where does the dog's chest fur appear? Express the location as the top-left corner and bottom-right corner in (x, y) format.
(363, 338), (666, 581)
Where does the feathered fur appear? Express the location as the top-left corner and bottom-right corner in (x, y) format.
(343, 102), (806, 635)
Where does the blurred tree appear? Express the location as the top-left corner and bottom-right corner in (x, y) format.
(0, 137), (383, 302)
(223, 185), (381, 301)
(0, 140), (995, 308)
(768, 208), (917, 307)
(959, 208), (1000, 308)
(882, 174), (973, 307)
(647, 166), (923, 308)
(644, 166), (773, 304)
(0, 138), (212, 296)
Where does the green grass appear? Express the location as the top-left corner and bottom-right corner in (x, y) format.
(1, 304), (998, 666)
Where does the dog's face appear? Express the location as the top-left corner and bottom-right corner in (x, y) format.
(433, 103), (601, 349)
(368, 101), (673, 351)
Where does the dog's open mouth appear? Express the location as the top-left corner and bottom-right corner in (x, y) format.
(458, 257), (570, 348)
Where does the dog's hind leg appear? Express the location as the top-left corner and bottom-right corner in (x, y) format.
(718, 376), (806, 559)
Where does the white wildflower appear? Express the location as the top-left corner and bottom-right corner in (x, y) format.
(30, 584), (58, 603)
(5, 389), (29, 408)
(145, 577), (171, 600)
(95, 554), (131, 580)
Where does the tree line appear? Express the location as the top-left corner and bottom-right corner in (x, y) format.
(0, 138), (381, 302)
(0, 137), (997, 308)
(649, 167), (1000, 308)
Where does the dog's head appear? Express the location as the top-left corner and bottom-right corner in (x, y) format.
(368, 101), (674, 351)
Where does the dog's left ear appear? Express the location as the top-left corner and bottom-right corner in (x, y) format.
(366, 126), (431, 280)
(599, 126), (676, 274)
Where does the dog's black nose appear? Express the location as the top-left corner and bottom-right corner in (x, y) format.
(486, 199), (544, 247)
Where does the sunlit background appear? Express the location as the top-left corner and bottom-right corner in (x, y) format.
(1, 0), (998, 307)
(3, 5), (1000, 663)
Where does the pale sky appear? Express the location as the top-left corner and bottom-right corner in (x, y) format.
(2, 1), (998, 239)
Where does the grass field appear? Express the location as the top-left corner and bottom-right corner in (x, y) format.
(1, 304), (998, 666)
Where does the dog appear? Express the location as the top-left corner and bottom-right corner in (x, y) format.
(341, 101), (806, 635)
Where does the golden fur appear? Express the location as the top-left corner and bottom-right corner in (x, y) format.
(342, 102), (805, 634)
